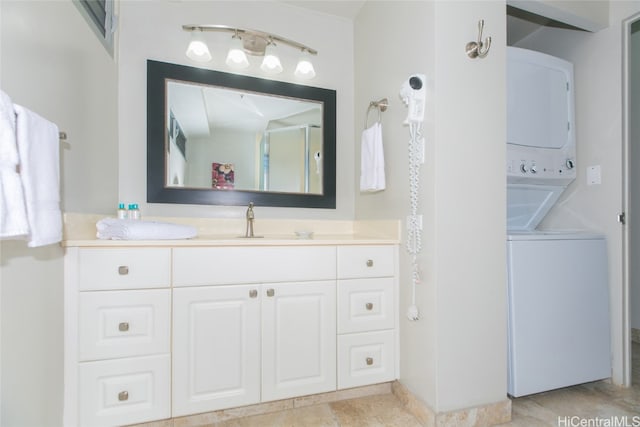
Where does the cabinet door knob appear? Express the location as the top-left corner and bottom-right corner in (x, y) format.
(366, 357), (374, 366)
(365, 302), (373, 311)
(266, 288), (275, 297)
(118, 266), (129, 275)
(249, 289), (258, 298)
(118, 322), (129, 332)
(118, 391), (129, 401)
(366, 259), (374, 267)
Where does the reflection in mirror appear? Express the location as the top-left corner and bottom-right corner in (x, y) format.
(166, 81), (323, 194)
(147, 60), (336, 208)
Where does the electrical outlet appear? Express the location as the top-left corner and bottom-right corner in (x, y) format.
(587, 165), (601, 186)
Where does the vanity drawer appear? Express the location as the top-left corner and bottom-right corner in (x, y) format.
(337, 246), (395, 279)
(337, 278), (394, 334)
(79, 289), (170, 361)
(79, 354), (170, 427)
(337, 330), (395, 389)
(173, 246), (336, 286)
(78, 248), (171, 290)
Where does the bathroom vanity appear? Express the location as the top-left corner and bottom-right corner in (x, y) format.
(62, 229), (400, 426)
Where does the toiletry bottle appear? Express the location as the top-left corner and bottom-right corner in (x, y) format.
(128, 204), (141, 220)
(117, 203), (127, 219)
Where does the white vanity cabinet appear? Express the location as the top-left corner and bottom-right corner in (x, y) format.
(336, 246), (398, 389)
(64, 241), (398, 426)
(172, 285), (261, 416)
(261, 280), (336, 402)
(64, 247), (172, 427)
(171, 246), (337, 416)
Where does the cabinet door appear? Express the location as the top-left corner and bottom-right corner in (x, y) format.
(172, 285), (260, 416)
(262, 281), (336, 401)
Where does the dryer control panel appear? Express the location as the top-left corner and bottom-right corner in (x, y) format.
(507, 144), (576, 186)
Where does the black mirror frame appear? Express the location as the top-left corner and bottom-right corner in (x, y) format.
(147, 60), (337, 209)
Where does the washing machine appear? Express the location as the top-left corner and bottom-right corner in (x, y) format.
(507, 232), (611, 397)
(506, 47), (611, 397)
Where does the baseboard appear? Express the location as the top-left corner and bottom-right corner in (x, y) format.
(128, 382), (392, 427)
(391, 381), (512, 427)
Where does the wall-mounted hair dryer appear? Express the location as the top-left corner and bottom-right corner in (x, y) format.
(400, 73), (427, 321)
(399, 74), (426, 124)
(314, 151), (322, 174)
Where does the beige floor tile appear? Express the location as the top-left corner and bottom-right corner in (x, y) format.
(330, 394), (423, 427)
(133, 341), (640, 427)
(212, 404), (338, 427)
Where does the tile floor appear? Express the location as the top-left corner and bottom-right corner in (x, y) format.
(146, 343), (640, 426)
(502, 341), (640, 426)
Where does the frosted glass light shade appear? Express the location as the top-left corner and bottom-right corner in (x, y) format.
(186, 31), (211, 62)
(226, 37), (249, 69)
(260, 44), (283, 74)
(295, 50), (316, 79)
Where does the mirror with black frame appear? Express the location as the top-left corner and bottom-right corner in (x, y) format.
(147, 60), (336, 208)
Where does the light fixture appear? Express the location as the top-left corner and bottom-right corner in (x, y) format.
(226, 33), (249, 69)
(295, 49), (316, 80)
(260, 41), (283, 74)
(183, 25), (317, 77)
(186, 29), (212, 62)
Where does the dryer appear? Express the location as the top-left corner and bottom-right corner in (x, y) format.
(506, 47), (611, 397)
(507, 46), (576, 231)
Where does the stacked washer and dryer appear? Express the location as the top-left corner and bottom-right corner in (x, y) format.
(506, 47), (611, 397)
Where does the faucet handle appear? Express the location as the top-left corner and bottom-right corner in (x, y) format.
(246, 202), (255, 220)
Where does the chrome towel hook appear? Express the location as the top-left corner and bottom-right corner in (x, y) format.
(466, 19), (492, 59)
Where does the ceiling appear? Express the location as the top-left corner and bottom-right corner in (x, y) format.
(278, 2), (587, 47)
(279, 1), (366, 20)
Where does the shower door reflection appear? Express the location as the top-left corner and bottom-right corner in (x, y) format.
(260, 125), (322, 194)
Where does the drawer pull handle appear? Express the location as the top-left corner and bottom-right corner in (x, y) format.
(249, 289), (258, 298)
(366, 259), (374, 267)
(118, 266), (129, 275)
(365, 302), (373, 311)
(366, 357), (374, 366)
(118, 391), (129, 401)
(266, 288), (275, 297)
(118, 322), (129, 332)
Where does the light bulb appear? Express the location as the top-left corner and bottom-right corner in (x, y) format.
(226, 36), (249, 69)
(295, 50), (316, 79)
(260, 43), (283, 74)
(186, 30), (211, 62)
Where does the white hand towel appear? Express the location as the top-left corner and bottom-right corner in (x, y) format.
(0, 91), (29, 239)
(14, 104), (62, 247)
(96, 218), (198, 240)
(360, 122), (386, 192)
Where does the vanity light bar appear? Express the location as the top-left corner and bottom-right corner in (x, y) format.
(182, 25), (318, 56)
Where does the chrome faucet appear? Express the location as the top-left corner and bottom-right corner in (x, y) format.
(245, 202), (255, 238)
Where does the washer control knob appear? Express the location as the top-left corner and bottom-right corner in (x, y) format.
(520, 163), (528, 173)
(566, 159), (575, 169)
(530, 164), (538, 174)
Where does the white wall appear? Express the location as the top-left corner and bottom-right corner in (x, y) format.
(117, 0), (354, 220)
(355, 0), (507, 413)
(0, 1), (118, 426)
(515, 1), (640, 385)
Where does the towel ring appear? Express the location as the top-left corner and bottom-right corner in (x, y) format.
(364, 98), (388, 129)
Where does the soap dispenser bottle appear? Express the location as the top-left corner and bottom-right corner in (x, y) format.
(117, 203), (127, 219)
(128, 204), (141, 220)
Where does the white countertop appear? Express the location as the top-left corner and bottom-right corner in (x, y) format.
(62, 213), (401, 247)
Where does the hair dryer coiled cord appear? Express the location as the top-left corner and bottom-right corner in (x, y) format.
(406, 122), (423, 321)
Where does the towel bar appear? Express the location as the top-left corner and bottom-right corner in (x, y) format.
(364, 98), (388, 129)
